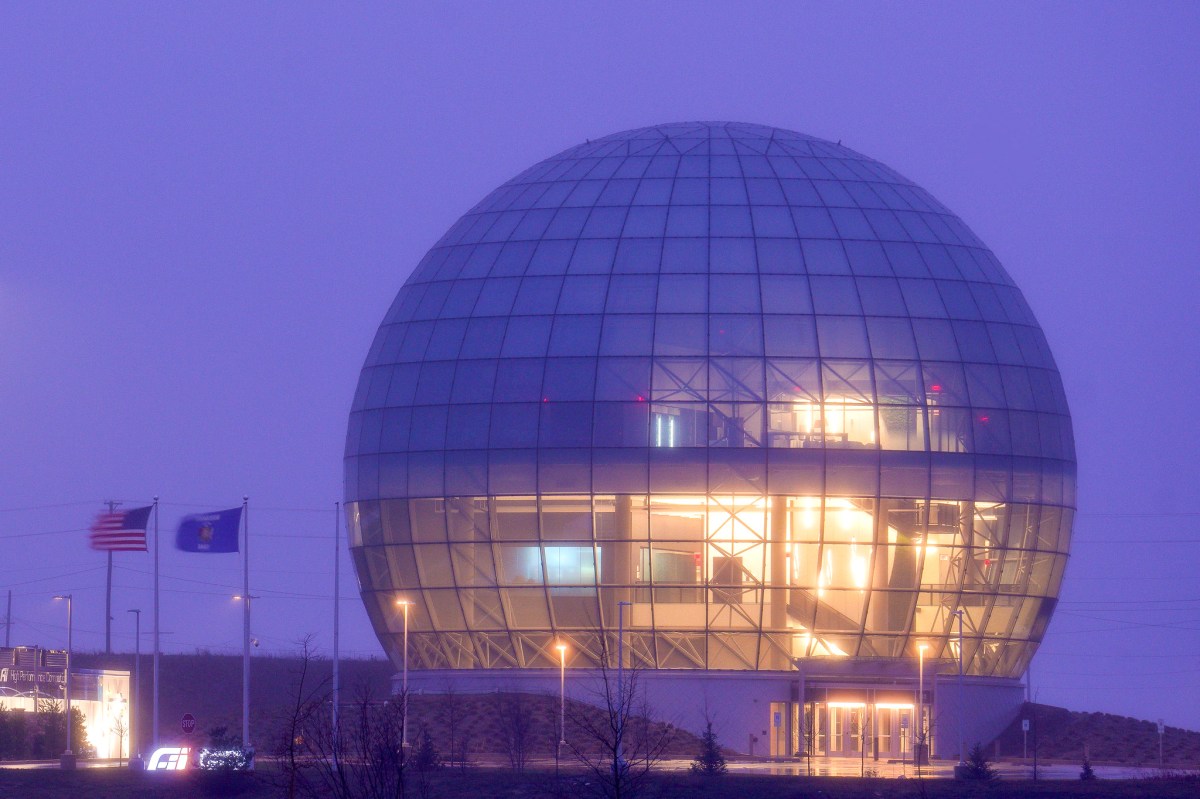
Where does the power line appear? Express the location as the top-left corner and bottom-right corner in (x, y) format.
(1077, 539), (1199, 544)
(4, 566), (106, 589)
(1031, 669), (1198, 677)
(1056, 610), (1200, 631)
(0, 501), (97, 513)
(1078, 511), (1200, 518)
(1039, 651), (1200, 659)
(3, 527), (88, 539)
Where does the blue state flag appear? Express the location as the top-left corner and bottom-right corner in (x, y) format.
(176, 507), (242, 553)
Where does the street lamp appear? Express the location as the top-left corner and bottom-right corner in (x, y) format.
(396, 599), (413, 749)
(616, 600), (632, 774)
(555, 643), (567, 773)
(917, 642), (928, 772)
(127, 609), (142, 768)
(54, 594), (74, 769)
(954, 609), (965, 769)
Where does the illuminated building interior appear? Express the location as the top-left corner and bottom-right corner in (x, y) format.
(0, 647), (130, 759)
(350, 488), (1068, 677)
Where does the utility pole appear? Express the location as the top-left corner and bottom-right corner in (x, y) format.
(4, 590), (10, 647)
(105, 499), (121, 655)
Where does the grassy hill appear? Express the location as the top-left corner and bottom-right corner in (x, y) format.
(75, 650), (393, 753)
(73, 651), (701, 761)
(993, 702), (1200, 767)
(73, 652), (1198, 768)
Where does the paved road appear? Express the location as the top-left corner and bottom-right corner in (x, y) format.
(662, 756), (1172, 780)
(4, 755), (1182, 780)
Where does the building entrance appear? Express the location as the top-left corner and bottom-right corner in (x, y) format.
(828, 703), (864, 756)
(802, 699), (921, 760)
(872, 704), (914, 759)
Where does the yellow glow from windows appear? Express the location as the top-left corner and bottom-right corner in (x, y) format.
(850, 539), (868, 589)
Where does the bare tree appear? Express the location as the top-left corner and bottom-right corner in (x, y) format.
(496, 691), (534, 772)
(565, 656), (675, 799)
(289, 683), (410, 799)
(278, 635), (329, 799)
(274, 638), (411, 799)
(111, 715), (128, 766)
(440, 681), (470, 770)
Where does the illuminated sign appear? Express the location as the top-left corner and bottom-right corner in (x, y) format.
(0, 667), (65, 686)
(198, 748), (253, 770)
(0, 647), (68, 695)
(148, 746), (190, 771)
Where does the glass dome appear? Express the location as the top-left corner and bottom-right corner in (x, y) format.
(345, 121), (1074, 679)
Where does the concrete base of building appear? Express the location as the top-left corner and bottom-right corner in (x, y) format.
(402, 661), (1024, 759)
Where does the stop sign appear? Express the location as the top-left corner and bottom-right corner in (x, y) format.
(182, 713), (196, 735)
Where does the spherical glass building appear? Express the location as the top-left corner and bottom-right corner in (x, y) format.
(345, 121), (1074, 756)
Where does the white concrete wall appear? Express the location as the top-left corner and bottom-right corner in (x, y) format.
(404, 668), (1023, 758)
(931, 674), (1024, 760)
(406, 668), (793, 755)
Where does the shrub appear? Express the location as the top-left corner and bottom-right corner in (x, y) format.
(689, 721), (727, 777)
(414, 727), (442, 772)
(963, 742), (998, 781)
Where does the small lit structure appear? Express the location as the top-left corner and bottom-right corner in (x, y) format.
(0, 646), (131, 760)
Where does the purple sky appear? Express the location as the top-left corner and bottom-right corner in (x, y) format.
(2, 4), (1198, 729)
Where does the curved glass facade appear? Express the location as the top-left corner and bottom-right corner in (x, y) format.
(345, 122), (1074, 678)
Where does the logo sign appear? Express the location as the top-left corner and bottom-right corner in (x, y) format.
(182, 713), (197, 735)
(1022, 719), (1030, 732)
(148, 746), (190, 771)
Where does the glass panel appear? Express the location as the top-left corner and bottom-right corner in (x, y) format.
(763, 315), (818, 357)
(760, 275), (812, 314)
(657, 274), (707, 313)
(710, 315), (763, 356)
(711, 275), (761, 313)
(802, 240), (850, 274)
(654, 315), (707, 356)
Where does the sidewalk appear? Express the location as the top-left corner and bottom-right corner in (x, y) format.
(659, 755), (1175, 780)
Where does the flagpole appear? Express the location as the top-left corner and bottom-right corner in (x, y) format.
(242, 495), (250, 753)
(105, 499), (121, 655)
(332, 501), (341, 767)
(152, 496), (160, 749)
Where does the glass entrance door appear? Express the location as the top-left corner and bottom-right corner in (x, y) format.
(827, 704), (865, 756)
(769, 702), (789, 757)
(873, 704), (913, 759)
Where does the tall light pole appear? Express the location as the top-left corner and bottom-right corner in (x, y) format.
(556, 643), (567, 774)
(332, 501), (341, 770)
(54, 594), (74, 768)
(233, 594), (258, 751)
(616, 600), (632, 774)
(954, 609), (965, 768)
(917, 642), (928, 772)
(396, 599), (412, 749)
(127, 609), (141, 766)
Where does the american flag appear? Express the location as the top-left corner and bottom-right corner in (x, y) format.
(89, 506), (152, 551)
